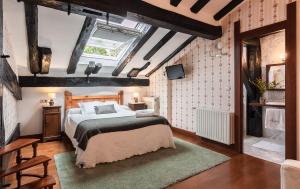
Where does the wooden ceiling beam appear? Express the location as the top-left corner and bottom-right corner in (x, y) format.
(143, 30), (176, 61)
(145, 36), (197, 77)
(24, 3), (40, 74)
(170, 0), (182, 7)
(112, 26), (158, 76)
(214, 0), (244, 21)
(19, 76), (149, 87)
(67, 17), (96, 74)
(190, 0), (210, 13)
(19, 0), (123, 20)
(31, 0), (222, 39)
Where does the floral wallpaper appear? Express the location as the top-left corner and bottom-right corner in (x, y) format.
(148, 0), (295, 132)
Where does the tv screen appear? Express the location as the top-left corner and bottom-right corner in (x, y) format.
(165, 64), (185, 80)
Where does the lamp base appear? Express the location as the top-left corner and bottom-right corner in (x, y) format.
(49, 100), (54, 106)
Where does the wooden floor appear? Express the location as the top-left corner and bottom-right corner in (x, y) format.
(6, 131), (281, 189)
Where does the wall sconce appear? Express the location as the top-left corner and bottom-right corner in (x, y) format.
(85, 61), (102, 82)
(48, 93), (56, 106)
(207, 40), (228, 58)
(279, 53), (286, 62)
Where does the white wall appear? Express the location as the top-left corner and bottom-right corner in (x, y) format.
(3, 0), (19, 142)
(17, 86), (148, 136)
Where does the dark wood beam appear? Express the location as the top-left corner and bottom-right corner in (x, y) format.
(112, 26), (157, 76)
(128, 0), (221, 39)
(0, 1), (4, 169)
(127, 62), (151, 78)
(19, 76), (149, 87)
(190, 0), (210, 13)
(214, 0), (244, 21)
(1, 59), (22, 100)
(143, 31), (176, 60)
(67, 17), (96, 74)
(285, 1), (297, 159)
(145, 36), (197, 77)
(25, 0), (222, 39)
(19, 0), (124, 20)
(170, 0), (182, 7)
(24, 3), (40, 74)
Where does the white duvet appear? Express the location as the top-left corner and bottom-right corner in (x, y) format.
(64, 109), (175, 168)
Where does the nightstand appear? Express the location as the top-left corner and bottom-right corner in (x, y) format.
(128, 102), (147, 111)
(42, 106), (61, 142)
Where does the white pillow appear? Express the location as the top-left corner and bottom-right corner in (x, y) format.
(79, 101), (102, 114)
(67, 108), (82, 115)
(101, 101), (123, 112)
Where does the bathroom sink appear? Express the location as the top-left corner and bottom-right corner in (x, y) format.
(265, 102), (285, 106)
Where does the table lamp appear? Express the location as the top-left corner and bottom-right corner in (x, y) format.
(48, 93), (56, 106)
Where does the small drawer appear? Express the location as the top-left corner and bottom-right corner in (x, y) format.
(44, 108), (60, 114)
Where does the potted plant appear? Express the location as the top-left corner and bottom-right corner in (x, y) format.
(250, 78), (267, 104)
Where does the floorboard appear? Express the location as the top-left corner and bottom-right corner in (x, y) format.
(6, 131), (280, 189)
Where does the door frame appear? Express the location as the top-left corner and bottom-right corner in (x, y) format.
(234, 1), (297, 159)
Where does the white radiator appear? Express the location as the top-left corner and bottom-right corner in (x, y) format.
(196, 109), (235, 145)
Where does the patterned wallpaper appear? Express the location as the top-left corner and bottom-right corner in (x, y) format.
(148, 0), (295, 132)
(3, 17), (19, 142)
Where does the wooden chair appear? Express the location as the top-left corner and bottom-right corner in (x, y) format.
(0, 139), (56, 189)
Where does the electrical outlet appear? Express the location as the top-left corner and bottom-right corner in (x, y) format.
(40, 99), (48, 103)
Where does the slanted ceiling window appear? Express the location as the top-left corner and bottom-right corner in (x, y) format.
(80, 17), (150, 66)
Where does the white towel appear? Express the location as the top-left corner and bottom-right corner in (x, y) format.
(136, 109), (157, 118)
(265, 108), (285, 131)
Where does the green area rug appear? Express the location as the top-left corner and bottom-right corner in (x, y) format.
(55, 138), (229, 189)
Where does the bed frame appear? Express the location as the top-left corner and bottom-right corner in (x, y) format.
(64, 90), (124, 113)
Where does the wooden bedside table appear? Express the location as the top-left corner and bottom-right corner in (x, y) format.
(128, 102), (147, 111)
(42, 106), (61, 142)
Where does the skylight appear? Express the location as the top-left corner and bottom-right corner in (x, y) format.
(79, 17), (150, 66)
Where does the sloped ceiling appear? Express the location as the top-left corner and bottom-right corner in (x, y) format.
(122, 28), (191, 76)
(4, 0), (245, 78)
(143, 0), (232, 25)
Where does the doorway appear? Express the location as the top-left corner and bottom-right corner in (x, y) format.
(234, 2), (297, 160)
(242, 31), (286, 164)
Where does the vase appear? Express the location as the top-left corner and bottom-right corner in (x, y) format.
(259, 96), (266, 104)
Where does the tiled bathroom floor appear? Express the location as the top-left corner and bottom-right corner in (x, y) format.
(243, 136), (285, 164)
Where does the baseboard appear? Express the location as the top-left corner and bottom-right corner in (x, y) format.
(171, 126), (235, 151)
(171, 127), (197, 138)
(19, 133), (42, 140)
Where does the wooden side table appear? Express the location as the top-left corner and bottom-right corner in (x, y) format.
(128, 102), (147, 111)
(42, 106), (61, 142)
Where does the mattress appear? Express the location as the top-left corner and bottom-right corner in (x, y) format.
(64, 110), (175, 168)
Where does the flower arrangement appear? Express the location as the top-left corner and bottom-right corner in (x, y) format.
(250, 78), (281, 104)
(249, 78), (267, 96)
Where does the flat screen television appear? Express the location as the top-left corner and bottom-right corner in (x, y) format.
(165, 64), (185, 80)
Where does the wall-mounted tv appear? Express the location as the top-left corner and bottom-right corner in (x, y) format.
(165, 64), (185, 80)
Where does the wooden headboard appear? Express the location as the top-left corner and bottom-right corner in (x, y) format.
(64, 90), (124, 112)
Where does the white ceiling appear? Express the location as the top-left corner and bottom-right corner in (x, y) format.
(4, 0), (238, 78)
(122, 28), (191, 76)
(142, 0), (232, 26)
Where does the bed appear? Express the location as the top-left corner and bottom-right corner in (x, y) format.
(63, 90), (175, 168)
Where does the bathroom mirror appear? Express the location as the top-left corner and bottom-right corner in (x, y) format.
(266, 63), (285, 90)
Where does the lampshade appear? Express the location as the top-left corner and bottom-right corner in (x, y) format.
(48, 93), (56, 99)
(133, 92), (139, 98)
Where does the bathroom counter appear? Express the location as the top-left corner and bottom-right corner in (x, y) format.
(249, 102), (285, 108)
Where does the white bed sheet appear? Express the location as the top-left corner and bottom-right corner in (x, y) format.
(64, 110), (175, 168)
